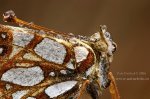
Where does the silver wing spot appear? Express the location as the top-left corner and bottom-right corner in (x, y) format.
(12, 90), (29, 99)
(1, 66), (44, 86)
(45, 81), (77, 98)
(66, 60), (75, 70)
(49, 72), (55, 77)
(74, 46), (89, 63)
(12, 31), (34, 47)
(34, 38), (66, 64)
(5, 84), (13, 90)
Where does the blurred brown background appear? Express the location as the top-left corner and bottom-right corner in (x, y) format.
(0, 0), (150, 99)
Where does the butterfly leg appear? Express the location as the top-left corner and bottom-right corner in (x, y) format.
(77, 80), (90, 99)
(86, 81), (101, 99)
(108, 72), (120, 99)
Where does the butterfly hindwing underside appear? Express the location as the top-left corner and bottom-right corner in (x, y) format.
(0, 10), (120, 99)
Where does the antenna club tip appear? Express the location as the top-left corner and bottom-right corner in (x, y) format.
(3, 10), (16, 22)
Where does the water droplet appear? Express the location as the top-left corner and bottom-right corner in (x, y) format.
(49, 72), (55, 77)
(60, 70), (67, 75)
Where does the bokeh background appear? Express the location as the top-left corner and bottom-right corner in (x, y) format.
(0, 0), (150, 99)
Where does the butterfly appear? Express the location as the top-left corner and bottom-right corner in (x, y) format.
(0, 10), (120, 99)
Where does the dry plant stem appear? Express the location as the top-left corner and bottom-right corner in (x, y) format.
(77, 80), (90, 99)
(108, 72), (120, 99)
